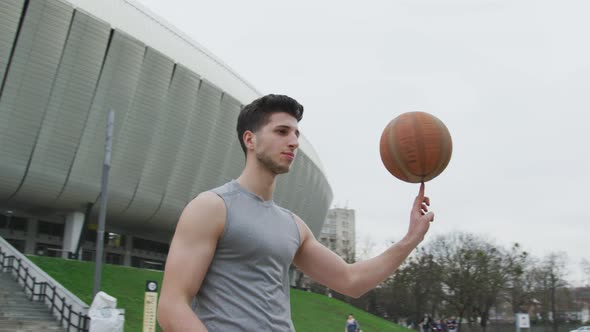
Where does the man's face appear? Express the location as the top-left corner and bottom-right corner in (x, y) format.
(251, 112), (299, 174)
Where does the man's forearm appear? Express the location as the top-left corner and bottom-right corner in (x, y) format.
(347, 235), (420, 298)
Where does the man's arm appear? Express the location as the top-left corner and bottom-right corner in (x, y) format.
(293, 183), (434, 299)
(157, 192), (225, 332)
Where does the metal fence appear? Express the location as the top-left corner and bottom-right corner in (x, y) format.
(459, 323), (580, 332)
(0, 244), (90, 331)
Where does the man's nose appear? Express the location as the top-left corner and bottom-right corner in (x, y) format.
(288, 133), (299, 149)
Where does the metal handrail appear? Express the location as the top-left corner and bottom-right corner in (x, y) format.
(0, 247), (90, 331)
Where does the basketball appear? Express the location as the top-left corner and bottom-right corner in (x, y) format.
(379, 112), (452, 183)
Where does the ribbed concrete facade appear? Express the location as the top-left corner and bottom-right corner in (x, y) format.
(0, 0), (332, 251)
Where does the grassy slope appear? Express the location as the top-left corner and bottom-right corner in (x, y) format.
(28, 256), (406, 332)
(28, 256), (164, 332)
(291, 289), (408, 332)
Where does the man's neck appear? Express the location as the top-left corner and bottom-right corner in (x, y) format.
(236, 164), (277, 201)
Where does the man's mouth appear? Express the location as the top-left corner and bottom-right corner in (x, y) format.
(281, 152), (295, 160)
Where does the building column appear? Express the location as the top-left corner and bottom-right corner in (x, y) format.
(123, 235), (133, 266)
(62, 212), (84, 259)
(24, 218), (38, 255)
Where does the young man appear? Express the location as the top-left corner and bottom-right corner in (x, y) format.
(345, 313), (360, 332)
(157, 94), (435, 331)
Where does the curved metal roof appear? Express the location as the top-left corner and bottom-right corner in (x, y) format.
(63, 0), (327, 174)
(0, 0), (332, 236)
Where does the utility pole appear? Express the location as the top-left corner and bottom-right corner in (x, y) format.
(93, 110), (114, 297)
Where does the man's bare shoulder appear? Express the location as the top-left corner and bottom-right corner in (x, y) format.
(188, 191), (225, 210)
(291, 213), (314, 245)
(176, 191), (226, 237)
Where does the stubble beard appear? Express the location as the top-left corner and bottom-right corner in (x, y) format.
(256, 150), (289, 175)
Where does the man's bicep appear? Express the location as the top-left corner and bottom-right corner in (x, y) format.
(292, 216), (350, 292)
(160, 192), (225, 304)
(163, 232), (215, 301)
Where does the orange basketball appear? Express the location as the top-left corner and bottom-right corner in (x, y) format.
(379, 112), (452, 183)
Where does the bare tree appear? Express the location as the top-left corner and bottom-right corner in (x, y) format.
(428, 233), (483, 331)
(581, 258), (590, 287)
(472, 242), (529, 331)
(532, 252), (569, 332)
(382, 247), (443, 325)
(356, 234), (376, 261)
(426, 233), (528, 332)
(506, 244), (535, 315)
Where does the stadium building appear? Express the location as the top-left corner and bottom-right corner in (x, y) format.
(0, 0), (333, 270)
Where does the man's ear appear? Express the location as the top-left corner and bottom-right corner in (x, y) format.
(243, 130), (256, 150)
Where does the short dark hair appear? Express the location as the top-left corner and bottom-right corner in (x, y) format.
(236, 94), (304, 155)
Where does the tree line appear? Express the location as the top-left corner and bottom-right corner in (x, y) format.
(299, 232), (587, 332)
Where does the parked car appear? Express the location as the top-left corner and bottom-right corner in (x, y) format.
(569, 326), (590, 332)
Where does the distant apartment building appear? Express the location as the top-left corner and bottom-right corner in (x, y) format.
(319, 208), (356, 262)
(293, 207), (357, 290)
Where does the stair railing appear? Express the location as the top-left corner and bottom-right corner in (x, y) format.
(0, 236), (90, 332)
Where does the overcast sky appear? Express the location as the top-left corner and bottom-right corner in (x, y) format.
(136, 0), (589, 285)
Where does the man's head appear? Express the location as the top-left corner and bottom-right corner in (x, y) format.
(237, 94), (304, 174)
(348, 314), (354, 320)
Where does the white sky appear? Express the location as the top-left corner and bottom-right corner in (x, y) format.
(136, 0), (590, 285)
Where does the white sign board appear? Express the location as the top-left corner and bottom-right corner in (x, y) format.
(516, 314), (530, 328)
(143, 281), (158, 332)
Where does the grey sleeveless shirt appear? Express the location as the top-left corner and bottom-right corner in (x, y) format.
(192, 180), (301, 331)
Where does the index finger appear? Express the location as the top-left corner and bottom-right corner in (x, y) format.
(414, 182), (425, 208)
(419, 181), (425, 198)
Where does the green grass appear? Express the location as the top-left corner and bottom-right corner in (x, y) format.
(28, 256), (164, 332)
(291, 289), (409, 332)
(27, 256), (407, 332)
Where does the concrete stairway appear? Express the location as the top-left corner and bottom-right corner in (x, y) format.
(0, 272), (65, 332)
